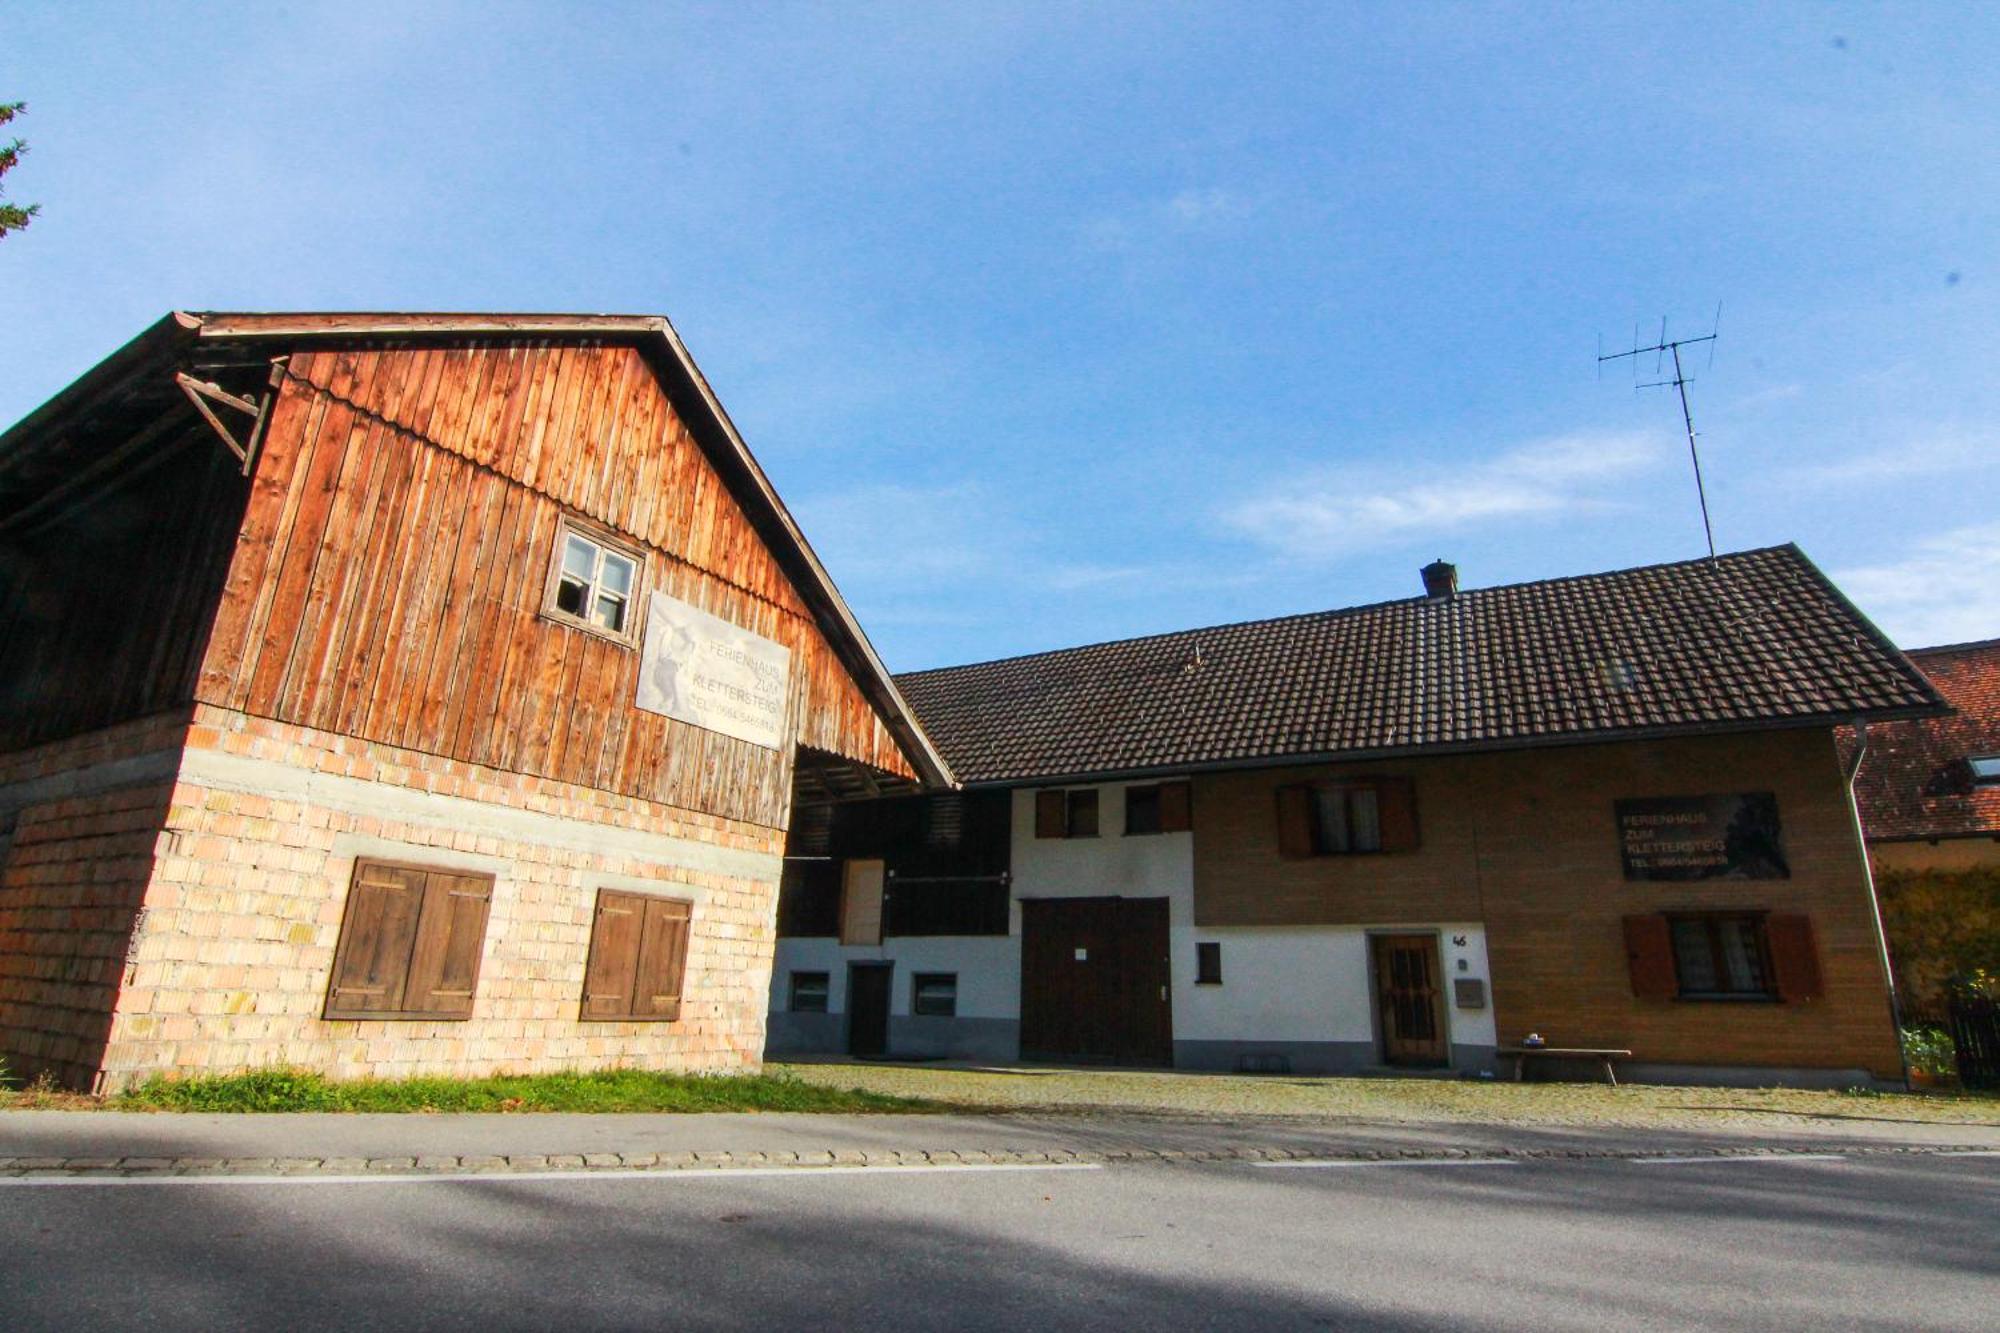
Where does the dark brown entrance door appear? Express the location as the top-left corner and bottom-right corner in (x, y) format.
(847, 962), (892, 1057)
(1372, 934), (1448, 1066)
(1019, 897), (1173, 1066)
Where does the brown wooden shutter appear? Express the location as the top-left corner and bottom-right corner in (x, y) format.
(1035, 790), (1067, 839)
(583, 890), (646, 1019)
(1375, 777), (1420, 852)
(1766, 913), (1824, 1003)
(325, 863), (427, 1017)
(839, 858), (885, 947)
(1276, 785), (1315, 859)
(634, 897), (692, 1019)
(1159, 781), (1193, 833)
(1623, 914), (1677, 1001)
(405, 872), (494, 1017)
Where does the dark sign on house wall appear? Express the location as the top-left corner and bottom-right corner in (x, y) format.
(1615, 793), (1790, 881)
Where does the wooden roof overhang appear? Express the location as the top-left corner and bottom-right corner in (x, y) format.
(0, 311), (954, 792)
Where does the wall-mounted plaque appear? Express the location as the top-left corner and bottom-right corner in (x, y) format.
(634, 591), (792, 750)
(1615, 792), (1789, 881)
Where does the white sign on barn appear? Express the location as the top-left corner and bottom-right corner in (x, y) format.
(634, 591), (792, 750)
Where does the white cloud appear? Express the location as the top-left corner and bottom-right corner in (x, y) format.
(1221, 431), (1666, 557)
(1793, 428), (2000, 487)
(1834, 524), (2000, 649)
(1078, 187), (1249, 251)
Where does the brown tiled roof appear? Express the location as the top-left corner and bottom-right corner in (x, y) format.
(1849, 638), (2000, 842)
(895, 544), (1946, 785)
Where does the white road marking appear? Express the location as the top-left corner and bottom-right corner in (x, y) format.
(1252, 1157), (1521, 1170)
(1631, 1154), (1847, 1166)
(0, 1162), (1104, 1189)
(1933, 1149), (2000, 1157)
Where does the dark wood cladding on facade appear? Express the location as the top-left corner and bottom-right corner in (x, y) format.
(0, 435), (248, 751)
(195, 341), (914, 829)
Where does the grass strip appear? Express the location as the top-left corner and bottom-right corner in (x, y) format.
(107, 1067), (952, 1115)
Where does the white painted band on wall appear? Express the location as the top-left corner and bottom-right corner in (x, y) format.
(175, 747), (783, 883)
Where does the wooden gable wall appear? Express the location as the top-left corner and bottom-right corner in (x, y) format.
(195, 341), (914, 830)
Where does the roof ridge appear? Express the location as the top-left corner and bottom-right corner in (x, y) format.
(1907, 637), (2000, 657)
(895, 544), (1801, 682)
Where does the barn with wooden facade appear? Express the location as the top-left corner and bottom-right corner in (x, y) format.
(0, 311), (949, 1091)
(770, 549), (1948, 1086)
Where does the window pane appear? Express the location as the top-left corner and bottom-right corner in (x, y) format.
(1971, 755), (2000, 784)
(912, 974), (957, 1017)
(790, 972), (829, 1013)
(1717, 919), (1767, 993)
(1348, 787), (1381, 852)
(1125, 785), (1162, 835)
(555, 575), (589, 618)
(1196, 941), (1222, 985)
(562, 534), (598, 580)
(592, 592), (626, 633)
(1671, 920), (1719, 993)
(600, 552), (635, 596)
(1312, 787), (1349, 853)
(1068, 790), (1099, 837)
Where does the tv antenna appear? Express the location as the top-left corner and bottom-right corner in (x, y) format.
(1598, 305), (1722, 561)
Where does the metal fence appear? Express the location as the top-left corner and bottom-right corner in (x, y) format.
(1946, 989), (2000, 1091)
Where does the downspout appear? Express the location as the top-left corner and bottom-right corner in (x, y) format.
(1842, 720), (1910, 1088)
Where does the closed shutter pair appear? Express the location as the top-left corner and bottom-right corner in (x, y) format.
(583, 890), (693, 1020)
(325, 861), (494, 1019)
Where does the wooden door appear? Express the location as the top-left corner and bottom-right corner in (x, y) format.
(1372, 934), (1448, 1067)
(847, 962), (892, 1057)
(1020, 898), (1173, 1066)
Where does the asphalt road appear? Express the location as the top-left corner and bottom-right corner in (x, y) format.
(3, 1152), (1994, 1331)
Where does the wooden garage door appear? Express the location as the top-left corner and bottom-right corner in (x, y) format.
(1020, 897), (1173, 1066)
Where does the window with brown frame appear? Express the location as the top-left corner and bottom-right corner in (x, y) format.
(1034, 788), (1100, 839)
(1124, 781), (1193, 836)
(543, 517), (644, 645)
(1275, 778), (1419, 858)
(1622, 911), (1823, 1004)
(581, 889), (693, 1021)
(324, 859), (495, 1020)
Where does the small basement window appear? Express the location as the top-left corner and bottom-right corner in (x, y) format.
(789, 971), (830, 1013)
(1669, 914), (1774, 1000)
(1971, 754), (2000, 785)
(1196, 942), (1222, 985)
(911, 973), (958, 1018)
(545, 518), (643, 643)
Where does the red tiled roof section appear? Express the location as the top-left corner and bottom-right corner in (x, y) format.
(1849, 638), (2000, 841)
(896, 544), (1946, 785)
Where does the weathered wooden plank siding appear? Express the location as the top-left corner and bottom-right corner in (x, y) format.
(0, 437), (247, 753)
(196, 341), (909, 829)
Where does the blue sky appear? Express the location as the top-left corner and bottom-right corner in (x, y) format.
(5, 4), (1997, 670)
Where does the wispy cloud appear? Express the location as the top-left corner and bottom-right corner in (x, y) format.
(1221, 431), (1666, 557)
(1078, 186), (1251, 251)
(1792, 428), (2000, 487)
(1835, 523), (2000, 649)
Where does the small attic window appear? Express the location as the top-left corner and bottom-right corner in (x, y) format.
(543, 518), (643, 645)
(1971, 755), (2000, 786)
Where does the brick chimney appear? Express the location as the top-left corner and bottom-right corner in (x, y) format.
(1420, 559), (1457, 600)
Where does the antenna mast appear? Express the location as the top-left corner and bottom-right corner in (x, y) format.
(1599, 308), (1721, 561)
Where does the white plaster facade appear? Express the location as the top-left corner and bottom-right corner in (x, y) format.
(768, 779), (1497, 1072)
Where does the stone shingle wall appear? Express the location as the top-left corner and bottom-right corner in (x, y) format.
(90, 704), (786, 1091)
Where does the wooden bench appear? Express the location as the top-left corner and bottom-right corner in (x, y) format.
(1497, 1046), (1633, 1086)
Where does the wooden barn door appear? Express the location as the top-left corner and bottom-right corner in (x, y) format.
(1372, 934), (1448, 1067)
(1020, 898), (1172, 1066)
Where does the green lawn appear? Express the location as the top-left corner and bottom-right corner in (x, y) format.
(83, 1067), (954, 1115)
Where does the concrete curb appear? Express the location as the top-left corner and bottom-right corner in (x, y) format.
(0, 1141), (1991, 1179)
